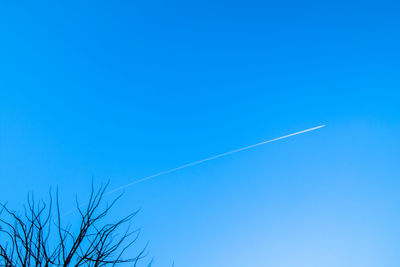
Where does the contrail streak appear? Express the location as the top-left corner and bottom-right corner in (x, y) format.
(105, 124), (325, 195)
(62, 124), (325, 217)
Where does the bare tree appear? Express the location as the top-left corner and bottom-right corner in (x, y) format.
(0, 183), (151, 266)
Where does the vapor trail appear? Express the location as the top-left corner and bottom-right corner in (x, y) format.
(105, 124), (325, 196)
(62, 125), (325, 217)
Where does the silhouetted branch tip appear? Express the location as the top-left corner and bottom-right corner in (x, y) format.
(0, 183), (150, 266)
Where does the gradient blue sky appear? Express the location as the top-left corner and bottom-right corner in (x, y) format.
(1, 1), (400, 266)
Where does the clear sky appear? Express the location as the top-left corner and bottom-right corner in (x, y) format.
(1, 1), (399, 266)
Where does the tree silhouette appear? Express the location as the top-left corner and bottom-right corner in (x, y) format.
(0, 183), (150, 266)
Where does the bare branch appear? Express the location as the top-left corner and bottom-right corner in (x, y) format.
(0, 183), (147, 266)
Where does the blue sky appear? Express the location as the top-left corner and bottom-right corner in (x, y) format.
(1, 0), (400, 266)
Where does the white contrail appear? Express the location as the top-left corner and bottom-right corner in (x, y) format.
(105, 124), (326, 195)
(62, 124), (325, 217)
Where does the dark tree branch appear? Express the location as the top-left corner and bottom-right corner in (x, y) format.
(0, 183), (150, 266)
